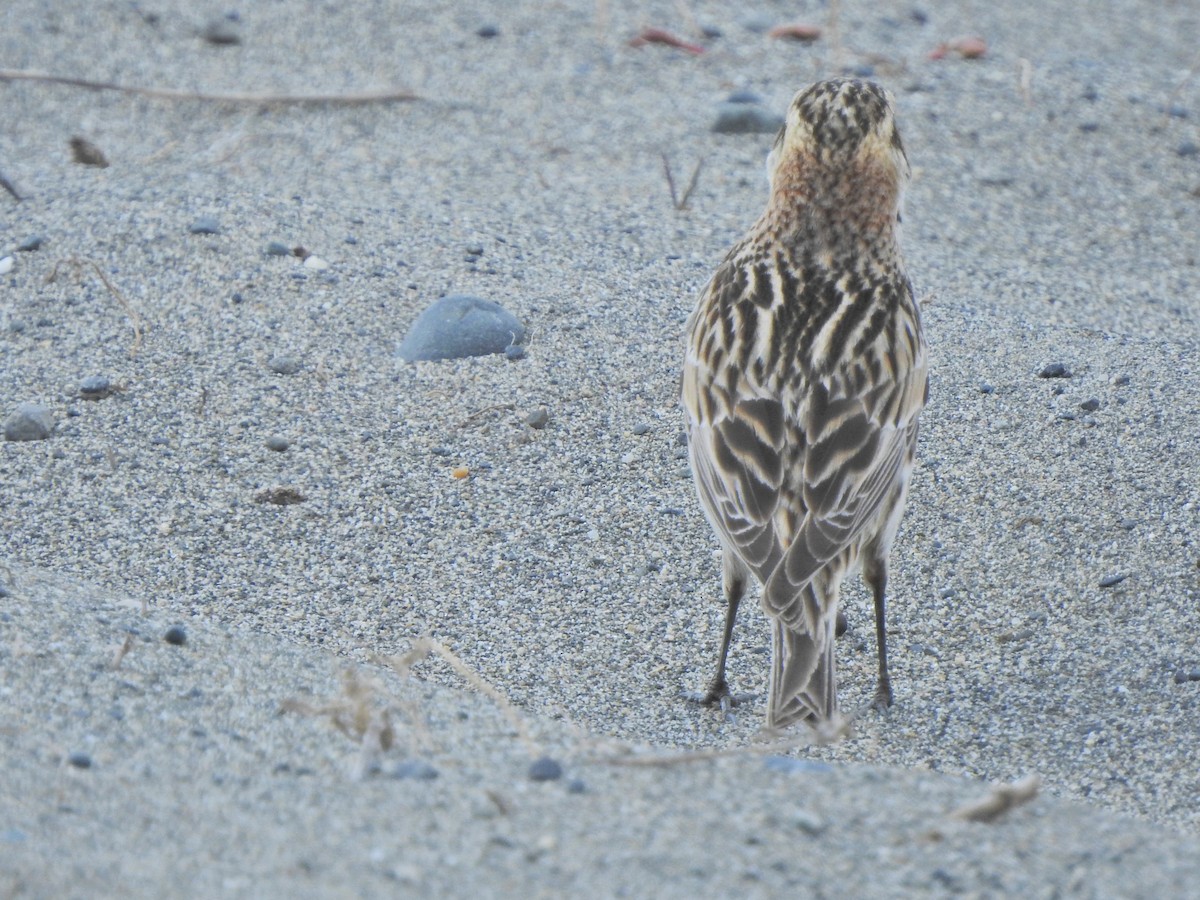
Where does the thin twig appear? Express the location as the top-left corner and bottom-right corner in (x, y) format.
(0, 68), (420, 105)
(46, 258), (145, 357)
(1017, 59), (1033, 105)
(662, 153), (680, 208)
(679, 156), (705, 209)
(950, 774), (1042, 823)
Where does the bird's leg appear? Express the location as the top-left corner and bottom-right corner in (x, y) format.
(702, 570), (744, 705)
(864, 557), (893, 711)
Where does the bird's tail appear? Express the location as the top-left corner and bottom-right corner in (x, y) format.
(767, 602), (837, 727)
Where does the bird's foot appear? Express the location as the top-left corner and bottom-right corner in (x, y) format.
(870, 677), (894, 713)
(682, 678), (754, 712)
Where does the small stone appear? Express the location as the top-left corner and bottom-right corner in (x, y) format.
(1111, 373), (1130, 386)
(1082, 86), (1099, 102)
(390, 760), (439, 780)
(188, 217), (221, 235)
(1078, 122), (1100, 133)
(525, 407), (550, 429)
(528, 756), (563, 782)
(566, 778), (587, 794)
(1173, 669), (1200, 684)
(397, 295), (526, 362)
(978, 382), (995, 394)
(726, 90), (764, 105)
(465, 244), (485, 257)
(738, 13), (774, 33)
(632, 422), (652, 435)
(1177, 141), (1199, 158)
(790, 810), (827, 836)
(1038, 362), (1071, 379)
(68, 752), (93, 769)
(1079, 398), (1100, 412)
(79, 375), (113, 400)
(202, 17), (241, 45)
(0, 256), (12, 275)
(16, 235), (43, 252)
(476, 24), (500, 38)
(69, 136), (109, 167)
(504, 344), (526, 361)
(265, 435), (290, 452)
(712, 103), (785, 135)
(265, 241), (291, 256)
(1099, 573), (1128, 588)
(302, 255), (329, 270)
(267, 355), (301, 375)
(4, 403), (54, 441)
(164, 625), (188, 646)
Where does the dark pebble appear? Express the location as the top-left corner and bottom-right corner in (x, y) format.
(910, 9), (929, 25)
(726, 90), (764, 105)
(1082, 86), (1099, 102)
(17, 235), (44, 252)
(1177, 141), (1198, 158)
(164, 625), (188, 646)
(266, 241), (291, 256)
(390, 760), (439, 780)
(700, 23), (723, 39)
(4, 402), (54, 441)
(465, 244), (485, 256)
(1173, 669), (1200, 684)
(188, 217), (221, 235)
(1078, 122), (1100, 133)
(397, 295), (526, 362)
(267, 354), (301, 375)
(567, 778), (587, 794)
(848, 64), (875, 78)
(79, 375), (113, 400)
(712, 103), (785, 135)
(1166, 103), (1188, 119)
(978, 382), (995, 394)
(1038, 362), (1071, 378)
(1099, 573), (1128, 588)
(525, 407), (550, 429)
(528, 756), (563, 782)
(231, 292), (244, 304)
(1079, 398), (1100, 412)
(1111, 373), (1130, 386)
(504, 344), (526, 361)
(68, 752), (93, 769)
(265, 435), (290, 452)
(202, 17), (241, 45)
(632, 422), (652, 435)
(476, 24), (500, 38)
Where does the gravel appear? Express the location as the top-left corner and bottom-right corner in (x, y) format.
(1, 0), (1199, 895)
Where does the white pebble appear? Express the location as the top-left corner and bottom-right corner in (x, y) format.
(0, 256), (13, 275)
(303, 255), (329, 270)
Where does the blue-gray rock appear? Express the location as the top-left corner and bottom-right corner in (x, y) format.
(398, 295), (525, 362)
(17, 235), (44, 252)
(188, 217), (221, 235)
(725, 90), (763, 105)
(267, 354), (302, 375)
(712, 103), (785, 135)
(164, 625), (188, 645)
(265, 435), (290, 452)
(528, 756), (563, 782)
(4, 402), (54, 441)
(390, 760), (439, 780)
(265, 241), (291, 256)
(79, 375), (113, 400)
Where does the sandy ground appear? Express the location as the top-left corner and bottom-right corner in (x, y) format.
(2, 1), (1199, 896)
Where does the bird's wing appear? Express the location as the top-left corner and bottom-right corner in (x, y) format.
(761, 359), (927, 634)
(683, 261), (790, 580)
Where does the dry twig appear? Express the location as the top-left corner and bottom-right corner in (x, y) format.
(46, 258), (145, 357)
(0, 67), (420, 106)
(950, 774), (1042, 822)
(662, 153), (705, 211)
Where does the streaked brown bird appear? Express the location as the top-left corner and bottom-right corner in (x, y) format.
(681, 78), (928, 728)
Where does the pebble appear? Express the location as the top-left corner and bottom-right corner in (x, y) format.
(1173, 670), (1200, 684)
(265, 241), (291, 256)
(738, 13), (774, 33)
(632, 423), (652, 435)
(1111, 373), (1130, 386)
(188, 217), (221, 235)
(302, 255), (329, 270)
(528, 756), (563, 782)
(504, 344), (526, 361)
(267, 354), (302, 375)
(69, 137), (109, 167)
(1099, 573), (1128, 588)
(202, 17), (241, 45)
(390, 760), (440, 780)
(978, 382), (995, 394)
(79, 375), (113, 400)
(16, 235), (43, 252)
(265, 435), (290, 452)
(726, 90), (764, 105)
(4, 402), (55, 441)
(476, 24), (500, 39)
(0, 256), (12, 275)
(164, 625), (188, 646)
(397, 295), (526, 362)
(254, 486), (306, 505)
(1177, 141), (1199, 158)
(1038, 362), (1071, 378)
(525, 407), (550, 429)
(712, 103), (785, 135)
(566, 778), (587, 794)
(1079, 398), (1100, 412)
(68, 752), (93, 769)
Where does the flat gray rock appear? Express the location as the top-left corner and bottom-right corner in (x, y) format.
(3, 402), (54, 441)
(398, 294), (525, 362)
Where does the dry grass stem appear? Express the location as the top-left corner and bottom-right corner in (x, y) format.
(950, 774), (1042, 822)
(46, 258), (145, 357)
(0, 68), (420, 105)
(110, 634), (135, 670)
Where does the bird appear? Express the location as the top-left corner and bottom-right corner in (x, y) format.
(681, 78), (928, 728)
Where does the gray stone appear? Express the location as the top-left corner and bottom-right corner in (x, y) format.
(398, 295), (525, 362)
(188, 217), (221, 235)
(79, 375), (113, 400)
(267, 355), (302, 375)
(4, 403), (54, 441)
(712, 103), (785, 135)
